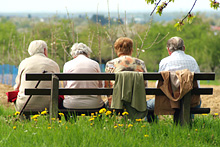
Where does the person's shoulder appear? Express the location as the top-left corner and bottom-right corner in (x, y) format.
(44, 57), (59, 68)
(19, 56), (32, 66)
(185, 53), (197, 61)
(88, 58), (100, 64)
(64, 59), (73, 66)
(159, 56), (170, 64)
(106, 57), (119, 65)
(133, 57), (145, 63)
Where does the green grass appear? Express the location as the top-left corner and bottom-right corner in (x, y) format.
(200, 80), (220, 86)
(0, 106), (220, 147)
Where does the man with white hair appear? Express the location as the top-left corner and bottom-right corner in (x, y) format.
(14, 40), (60, 112)
(62, 43), (104, 109)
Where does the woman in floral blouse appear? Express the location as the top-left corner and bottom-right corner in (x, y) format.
(105, 37), (148, 105)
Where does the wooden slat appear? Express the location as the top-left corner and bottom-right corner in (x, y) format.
(25, 88), (213, 95)
(190, 108), (210, 114)
(26, 72), (215, 81)
(193, 72), (215, 80)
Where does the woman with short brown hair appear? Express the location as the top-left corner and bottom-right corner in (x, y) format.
(105, 37), (147, 105)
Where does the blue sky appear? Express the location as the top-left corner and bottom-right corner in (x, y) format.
(0, 0), (218, 13)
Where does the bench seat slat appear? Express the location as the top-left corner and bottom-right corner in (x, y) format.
(25, 88), (213, 95)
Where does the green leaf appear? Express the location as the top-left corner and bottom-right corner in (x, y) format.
(174, 21), (184, 31)
(187, 14), (196, 24)
(145, 0), (156, 4)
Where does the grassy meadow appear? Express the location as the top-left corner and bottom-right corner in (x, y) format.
(0, 106), (220, 147)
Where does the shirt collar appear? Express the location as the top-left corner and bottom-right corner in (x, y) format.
(171, 50), (185, 56)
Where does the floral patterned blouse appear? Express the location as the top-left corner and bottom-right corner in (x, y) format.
(105, 55), (147, 88)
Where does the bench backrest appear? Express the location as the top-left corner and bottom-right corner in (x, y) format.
(25, 73), (215, 95)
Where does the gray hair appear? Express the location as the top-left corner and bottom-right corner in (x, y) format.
(70, 43), (92, 58)
(28, 40), (47, 56)
(167, 37), (185, 52)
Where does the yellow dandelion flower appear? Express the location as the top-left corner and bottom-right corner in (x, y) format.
(66, 126), (68, 130)
(91, 113), (94, 116)
(59, 113), (64, 116)
(81, 114), (86, 116)
(14, 112), (20, 116)
(32, 115), (40, 119)
(34, 119), (38, 121)
(99, 108), (107, 114)
(89, 118), (95, 121)
(45, 108), (47, 111)
(41, 110), (47, 115)
(114, 126), (117, 128)
(214, 113), (218, 116)
(144, 135), (149, 137)
(136, 119), (142, 122)
(13, 126), (16, 130)
(51, 118), (56, 121)
(128, 124), (133, 128)
(118, 124), (124, 127)
(202, 114), (207, 116)
(122, 112), (129, 116)
(95, 112), (98, 115)
(106, 111), (112, 115)
(93, 116), (97, 118)
(195, 129), (198, 132)
(48, 127), (51, 129)
(59, 120), (62, 123)
(113, 109), (115, 112)
(90, 123), (93, 126)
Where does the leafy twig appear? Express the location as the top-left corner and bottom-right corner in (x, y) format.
(150, 0), (162, 16)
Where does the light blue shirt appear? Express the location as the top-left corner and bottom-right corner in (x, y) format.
(159, 50), (200, 73)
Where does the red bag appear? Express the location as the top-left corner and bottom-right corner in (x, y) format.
(6, 91), (19, 102)
(58, 95), (64, 108)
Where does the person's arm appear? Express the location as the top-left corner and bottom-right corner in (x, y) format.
(62, 64), (67, 88)
(141, 62), (148, 87)
(14, 61), (25, 91)
(195, 62), (200, 87)
(104, 62), (114, 106)
(96, 63), (103, 88)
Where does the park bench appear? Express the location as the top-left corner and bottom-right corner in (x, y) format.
(24, 72), (215, 125)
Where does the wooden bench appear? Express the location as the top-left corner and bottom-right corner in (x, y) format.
(24, 72), (215, 125)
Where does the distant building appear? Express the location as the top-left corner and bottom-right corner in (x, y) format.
(211, 25), (220, 31)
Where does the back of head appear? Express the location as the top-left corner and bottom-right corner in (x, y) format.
(70, 43), (92, 58)
(28, 40), (47, 56)
(167, 37), (184, 53)
(114, 37), (133, 56)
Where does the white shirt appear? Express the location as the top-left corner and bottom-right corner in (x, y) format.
(159, 50), (200, 73)
(159, 50), (200, 86)
(63, 55), (104, 109)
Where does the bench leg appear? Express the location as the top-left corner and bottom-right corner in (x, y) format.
(174, 92), (191, 126)
(50, 74), (59, 123)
